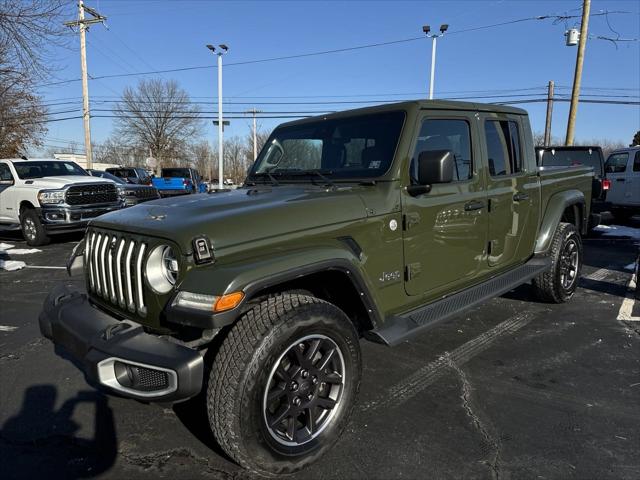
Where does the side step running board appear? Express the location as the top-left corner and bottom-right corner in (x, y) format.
(369, 256), (551, 346)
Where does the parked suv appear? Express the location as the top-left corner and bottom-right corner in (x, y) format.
(0, 159), (121, 245)
(604, 146), (640, 221)
(536, 145), (611, 230)
(105, 166), (152, 185)
(40, 101), (592, 475)
(87, 170), (160, 207)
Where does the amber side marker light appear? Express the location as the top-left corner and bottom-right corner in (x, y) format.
(213, 291), (245, 312)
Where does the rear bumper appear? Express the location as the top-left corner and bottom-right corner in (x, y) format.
(157, 189), (191, 197)
(39, 285), (204, 403)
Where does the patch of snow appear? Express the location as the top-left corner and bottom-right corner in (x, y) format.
(5, 248), (41, 255)
(0, 259), (26, 271)
(594, 224), (640, 240)
(0, 243), (15, 250)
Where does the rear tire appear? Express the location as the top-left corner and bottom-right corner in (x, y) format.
(532, 222), (582, 303)
(207, 293), (361, 475)
(20, 208), (50, 247)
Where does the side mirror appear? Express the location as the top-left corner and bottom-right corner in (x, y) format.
(407, 150), (454, 196)
(0, 179), (14, 186)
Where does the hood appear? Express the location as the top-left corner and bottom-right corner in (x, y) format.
(92, 185), (369, 251)
(27, 176), (114, 190)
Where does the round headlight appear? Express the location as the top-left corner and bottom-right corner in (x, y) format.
(145, 245), (179, 294)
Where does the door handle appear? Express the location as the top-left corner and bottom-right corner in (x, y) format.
(513, 192), (529, 202)
(464, 200), (485, 211)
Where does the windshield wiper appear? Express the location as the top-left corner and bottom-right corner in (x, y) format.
(250, 172), (279, 186)
(281, 169), (335, 188)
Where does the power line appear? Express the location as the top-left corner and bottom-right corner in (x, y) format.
(37, 11), (633, 89)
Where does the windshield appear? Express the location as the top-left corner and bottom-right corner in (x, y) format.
(539, 148), (603, 175)
(250, 111), (405, 180)
(13, 161), (88, 179)
(161, 168), (191, 178)
(90, 170), (126, 184)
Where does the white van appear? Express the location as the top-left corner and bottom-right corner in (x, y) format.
(604, 146), (640, 221)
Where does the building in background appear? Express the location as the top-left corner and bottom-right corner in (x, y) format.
(53, 153), (119, 171)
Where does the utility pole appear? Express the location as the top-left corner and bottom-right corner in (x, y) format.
(246, 108), (263, 160)
(565, 0), (591, 146)
(422, 24), (448, 100)
(206, 44), (229, 189)
(544, 80), (555, 146)
(64, 1), (106, 169)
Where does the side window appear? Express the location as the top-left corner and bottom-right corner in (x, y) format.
(0, 164), (13, 181)
(605, 153), (629, 173)
(411, 119), (472, 182)
(485, 120), (522, 177)
(634, 151), (640, 172)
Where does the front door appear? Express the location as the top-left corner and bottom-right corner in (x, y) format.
(402, 113), (488, 298)
(479, 114), (537, 269)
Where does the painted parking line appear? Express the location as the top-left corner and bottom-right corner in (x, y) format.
(361, 311), (538, 413)
(617, 268), (639, 322)
(0, 325), (19, 332)
(24, 266), (66, 270)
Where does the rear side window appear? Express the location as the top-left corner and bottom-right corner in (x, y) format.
(411, 119), (473, 182)
(108, 168), (136, 178)
(0, 163), (13, 181)
(605, 153), (629, 173)
(485, 120), (522, 177)
(634, 151), (640, 172)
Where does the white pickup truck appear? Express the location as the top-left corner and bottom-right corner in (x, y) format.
(0, 158), (122, 246)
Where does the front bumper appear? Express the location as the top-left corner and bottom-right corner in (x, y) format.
(38, 204), (122, 232)
(39, 285), (204, 403)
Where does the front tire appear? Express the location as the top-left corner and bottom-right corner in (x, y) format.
(207, 293), (361, 475)
(20, 208), (50, 246)
(532, 222), (582, 303)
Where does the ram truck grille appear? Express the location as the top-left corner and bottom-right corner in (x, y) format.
(66, 184), (118, 205)
(85, 229), (147, 316)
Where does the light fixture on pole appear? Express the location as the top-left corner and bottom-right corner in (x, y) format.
(206, 43), (229, 189)
(422, 23), (448, 100)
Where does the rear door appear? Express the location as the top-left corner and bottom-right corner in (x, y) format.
(0, 162), (16, 222)
(402, 111), (488, 297)
(625, 150), (640, 206)
(480, 114), (537, 268)
(605, 151), (630, 205)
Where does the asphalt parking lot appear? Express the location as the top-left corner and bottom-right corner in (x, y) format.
(1, 220), (639, 480)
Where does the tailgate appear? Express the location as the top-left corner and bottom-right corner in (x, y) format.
(152, 177), (188, 190)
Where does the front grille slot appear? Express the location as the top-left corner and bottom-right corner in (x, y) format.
(86, 229), (147, 316)
(66, 183), (118, 205)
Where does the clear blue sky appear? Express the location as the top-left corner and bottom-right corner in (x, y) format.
(38, 0), (640, 154)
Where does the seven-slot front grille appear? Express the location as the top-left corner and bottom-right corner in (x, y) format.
(85, 229), (147, 315)
(66, 183), (118, 205)
(134, 188), (158, 199)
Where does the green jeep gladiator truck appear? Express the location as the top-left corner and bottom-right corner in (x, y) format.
(40, 100), (593, 475)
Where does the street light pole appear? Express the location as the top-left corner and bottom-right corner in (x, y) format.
(207, 44), (228, 189)
(429, 35), (437, 100)
(423, 24), (448, 100)
(217, 51), (223, 189)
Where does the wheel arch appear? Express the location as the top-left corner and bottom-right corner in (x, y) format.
(535, 190), (586, 254)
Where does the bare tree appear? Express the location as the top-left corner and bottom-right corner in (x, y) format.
(94, 137), (148, 167)
(0, 0), (68, 81)
(188, 141), (216, 181)
(0, 38), (47, 157)
(224, 136), (250, 184)
(113, 79), (202, 173)
(632, 131), (640, 147)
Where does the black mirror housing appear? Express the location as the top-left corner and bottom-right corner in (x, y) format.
(417, 150), (454, 185)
